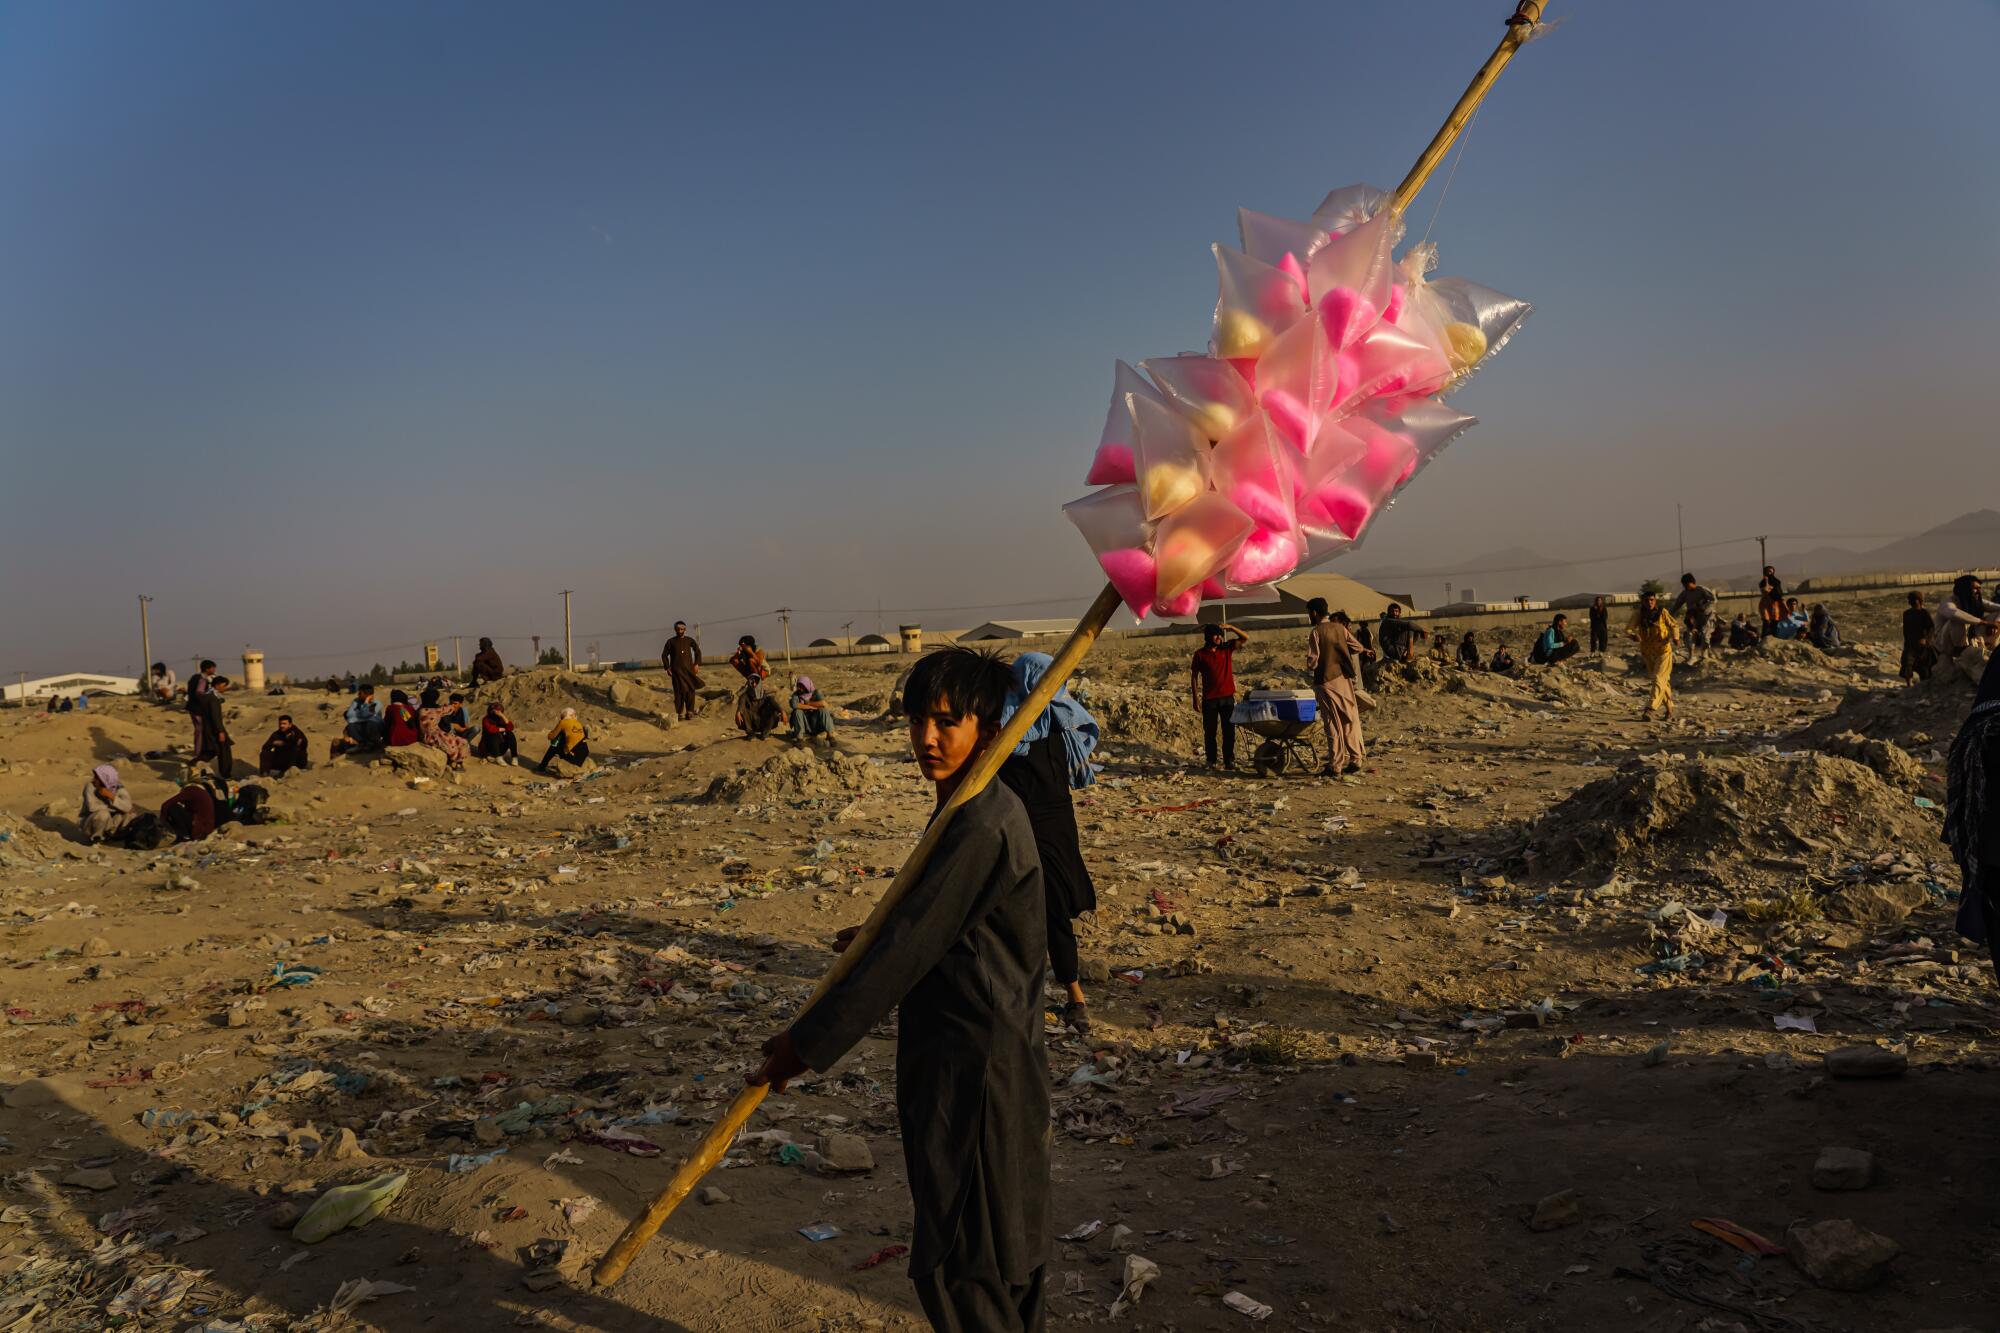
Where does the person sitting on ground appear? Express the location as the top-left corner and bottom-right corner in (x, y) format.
(1727, 614), (1759, 649)
(1489, 642), (1518, 673)
(1377, 603), (1425, 664)
(1772, 597), (1809, 640)
(418, 688), (469, 770)
(159, 780), (268, 843)
(478, 701), (519, 761)
(443, 692), (475, 739)
(149, 662), (176, 703)
(470, 637), (505, 684)
(383, 689), (421, 747)
(1428, 630), (1452, 664)
(1806, 603), (1842, 652)
(999, 651), (1100, 1036)
(1529, 613), (1580, 667)
(730, 635), (774, 736)
(258, 715), (310, 776)
(80, 764), (140, 844)
(1936, 574), (2000, 679)
(1456, 630), (1481, 668)
(789, 675), (834, 745)
(338, 685), (384, 754)
(539, 707), (591, 772)
(1902, 591), (1939, 684)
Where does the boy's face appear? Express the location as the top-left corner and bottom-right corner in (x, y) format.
(909, 697), (993, 784)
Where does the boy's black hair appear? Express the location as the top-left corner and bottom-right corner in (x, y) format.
(1201, 622), (1225, 642)
(901, 647), (1013, 728)
(1305, 597), (1329, 618)
(200, 659), (216, 671)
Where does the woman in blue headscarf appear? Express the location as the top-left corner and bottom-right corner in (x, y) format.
(998, 652), (1100, 1035)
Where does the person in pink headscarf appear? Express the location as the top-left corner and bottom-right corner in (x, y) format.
(788, 676), (834, 745)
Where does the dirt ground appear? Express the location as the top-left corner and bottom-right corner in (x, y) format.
(2, 592), (1995, 1332)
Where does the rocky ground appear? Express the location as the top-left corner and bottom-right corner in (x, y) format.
(1, 591), (1995, 1332)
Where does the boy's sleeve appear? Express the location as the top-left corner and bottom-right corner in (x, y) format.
(788, 813), (1004, 1072)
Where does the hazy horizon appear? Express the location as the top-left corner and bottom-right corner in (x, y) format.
(5, 1), (1998, 680)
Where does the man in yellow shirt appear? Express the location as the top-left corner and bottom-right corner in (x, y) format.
(1627, 586), (1681, 721)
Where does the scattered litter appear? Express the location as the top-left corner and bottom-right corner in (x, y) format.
(293, 1172), (409, 1243)
(798, 1222), (841, 1242)
(1107, 1254), (1160, 1318)
(1223, 1291), (1274, 1319)
(853, 1243), (908, 1271)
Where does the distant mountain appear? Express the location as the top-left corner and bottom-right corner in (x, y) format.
(1366, 512), (2000, 611)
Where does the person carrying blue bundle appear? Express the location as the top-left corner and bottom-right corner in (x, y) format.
(997, 652), (1100, 1035)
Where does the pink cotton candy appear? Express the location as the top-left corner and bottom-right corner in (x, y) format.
(1198, 577), (1230, 600)
(1085, 441), (1136, 486)
(1315, 483), (1372, 540)
(1263, 390), (1310, 452)
(1383, 282), (1405, 324)
(1153, 587), (1201, 619)
(1225, 478), (1291, 533)
(1278, 251), (1309, 305)
(1226, 357), (1258, 391)
(1318, 287), (1379, 350)
(1098, 547), (1158, 618)
(1229, 527), (1300, 585)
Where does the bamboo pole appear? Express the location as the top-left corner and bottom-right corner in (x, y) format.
(593, 0), (1543, 1288)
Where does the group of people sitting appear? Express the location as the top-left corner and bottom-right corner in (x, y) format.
(80, 763), (270, 849)
(728, 636), (835, 745)
(333, 683), (587, 774)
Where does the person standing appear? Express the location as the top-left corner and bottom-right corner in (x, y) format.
(1670, 573), (1716, 665)
(999, 651), (1100, 1036)
(1947, 653), (2000, 980)
(469, 637), (505, 685)
(187, 661), (234, 786)
(1627, 586), (1681, 721)
(661, 621), (703, 721)
(750, 649), (1050, 1333)
(1587, 596), (1610, 654)
(1189, 621), (1246, 770)
(1306, 600), (1372, 777)
(1757, 565), (1785, 638)
(1901, 591), (1939, 685)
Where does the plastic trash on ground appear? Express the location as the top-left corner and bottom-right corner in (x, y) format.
(292, 1171), (408, 1244)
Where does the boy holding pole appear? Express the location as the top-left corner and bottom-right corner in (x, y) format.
(751, 647), (1051, 1332)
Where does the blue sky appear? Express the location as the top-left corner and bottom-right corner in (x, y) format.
(4, 1), (1997, 677)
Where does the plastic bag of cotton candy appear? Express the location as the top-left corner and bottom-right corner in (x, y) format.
(1067, 184), (1528, 619)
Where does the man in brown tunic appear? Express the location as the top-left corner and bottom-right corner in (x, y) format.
(661, 621), (702, 720)
(1306, 598), (1373, 778)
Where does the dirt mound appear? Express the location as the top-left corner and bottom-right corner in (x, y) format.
(478, 667), (673, 730)
(704, 746), (886, 804)
(1818, 731), (1928, 789)
(0, 813), (68, 866)
(1083, 684), (1201, 763)
(1790, 677), (1975, 754)
(1369, 657), (1452, 696)
(1523, 752), (1938, 883)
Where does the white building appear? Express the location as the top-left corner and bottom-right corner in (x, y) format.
(3, 673), (140, 704)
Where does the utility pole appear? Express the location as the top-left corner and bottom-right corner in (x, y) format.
(453, 636), (462, 674)
(777, 608), (793, 668)
(138, 595), (153, 682)
(561, 591), (574, 670)
(532, 635), (542, 663)
(1676, 504), (1685, 575)
(842, 621), (854, 656)
(1757, 535), (1768, 572)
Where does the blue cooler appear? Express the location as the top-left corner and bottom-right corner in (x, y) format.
(1239, 689), (1316, 724)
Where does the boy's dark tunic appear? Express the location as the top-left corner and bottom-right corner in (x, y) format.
(788, 780), (1051, 1328)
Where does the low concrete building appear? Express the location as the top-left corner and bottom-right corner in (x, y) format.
(958, 618), (1075, 642)
(3, 672), (139, 704)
